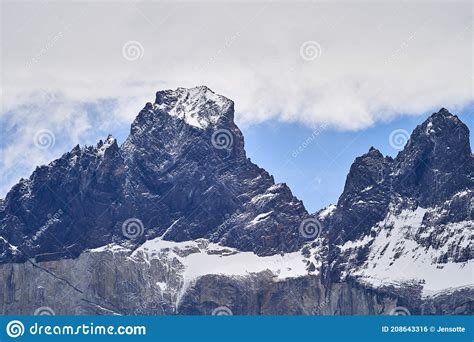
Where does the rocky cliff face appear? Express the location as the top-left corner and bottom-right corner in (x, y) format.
(0, 87), (472, 315)
(321, 110), (473, 292)
(1, 238), (470, 315)
(0, 86), (308, 263)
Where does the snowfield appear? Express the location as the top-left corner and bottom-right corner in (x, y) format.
(340, 206), (473, 296)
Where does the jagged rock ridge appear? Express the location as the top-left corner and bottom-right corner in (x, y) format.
(0, 86), (308, 263)
(0, 88), (472, 315)
(321, 110), (473, 297)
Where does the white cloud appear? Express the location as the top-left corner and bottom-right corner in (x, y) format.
(1, 0), (473, 195)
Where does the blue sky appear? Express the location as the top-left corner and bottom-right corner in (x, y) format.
(1, 1), (472, 209)
(1, 98), (472, 213)
(69, 104), (474, 213)
(242, 106), (474, 212)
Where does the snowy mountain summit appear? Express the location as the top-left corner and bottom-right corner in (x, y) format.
(0, 87), (472, 315)
(153, 86), (234, 129)
(321, 109), (473, 304)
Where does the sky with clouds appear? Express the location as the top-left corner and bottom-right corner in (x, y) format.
(1, 0), (473, 210)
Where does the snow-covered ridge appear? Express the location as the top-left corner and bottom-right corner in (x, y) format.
(131, 238), (314, 279)
(96, 135), (117, 157)
(340, 206), (473, 297)
(90, 238), (317, 283)
(153, 86), (233, 129)
(318, 204), (336, 220)
(90, 238), (317, 310)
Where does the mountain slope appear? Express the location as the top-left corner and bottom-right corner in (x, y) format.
(320, 110), (473, 297)
(0, 86), (309, 264)
(0, 88), (472, 315)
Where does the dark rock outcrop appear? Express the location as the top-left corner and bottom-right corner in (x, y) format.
(0, 86), (308, 263)
(0, 88), (472, 316)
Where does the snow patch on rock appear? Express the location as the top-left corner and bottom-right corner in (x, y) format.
(154, 86), (233, 129)
(346, 206), (473, 297)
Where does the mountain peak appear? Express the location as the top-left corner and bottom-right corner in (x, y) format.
(392, 108), (472, 206)
(431, 107), (456, 120)
(153, 86), (234, 129)
(329, 108), (473, 243)
(96, 134), (118, 157)
(402, 107), (470, 154)
(420, 108), (469, 139)
(366, 146), (384, 158)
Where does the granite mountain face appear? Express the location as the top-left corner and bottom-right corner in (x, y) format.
(0, 87), (472, 315)
(0, 86), (308, 264)
(320, 110), (473, 306)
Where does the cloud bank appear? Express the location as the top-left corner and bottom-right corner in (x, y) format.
(1, 0), (473, 195)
